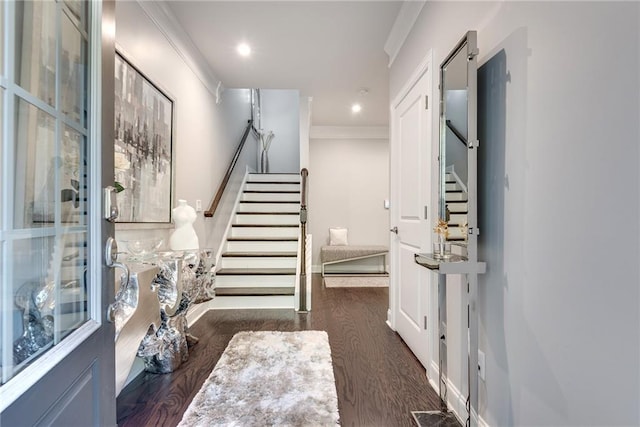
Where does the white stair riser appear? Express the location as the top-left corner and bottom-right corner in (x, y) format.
(220, 257), (297, 269)
(448, 213), (468, 225)
(243, 192), (300, 202)
(446, 182), (461, 191)
(445, 173), (453, 181)
(235, 214), (299, 225)
(226, 240), (298, 252)
(248, 174), (300, 183)
(446, 202), (468, 213)
(208, 295), (295, 310)
(231, 227), (299, 238)
(445, 192), (467, 201)
(245, 183), (300, 192)
(216, 274), (297, 287)
(448, 228), (467, 239)
(237, 203), (299, 213)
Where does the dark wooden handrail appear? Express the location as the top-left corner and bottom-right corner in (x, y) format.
(298, 168), (309, 312)
(446, 119), (468, 146)
(204, 120), (253, 217)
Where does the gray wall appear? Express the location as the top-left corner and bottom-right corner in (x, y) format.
(308, 133), (389, 269)
(445, 90), (468, 184)
(391, 2), (640, 426)
(260, 89), (300, 173)
(115, 1), (252, 250)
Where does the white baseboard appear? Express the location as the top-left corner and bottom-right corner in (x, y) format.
(427, 361), (490, 427)
(186, 299), (214, 327)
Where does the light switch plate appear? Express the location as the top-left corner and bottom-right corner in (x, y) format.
(384, 199), (390, 209)
(195, 199), (202, 212)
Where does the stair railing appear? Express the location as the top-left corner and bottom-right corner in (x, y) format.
(205, 119), (253, 218)
(298, 168), (309, 312)
(445, 119), (468, 146)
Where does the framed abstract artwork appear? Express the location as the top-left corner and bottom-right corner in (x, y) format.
(114, 51), (174, 223)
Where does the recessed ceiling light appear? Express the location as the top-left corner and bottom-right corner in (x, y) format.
(351, 103), (362, 113)
(237, 43), (251, 57)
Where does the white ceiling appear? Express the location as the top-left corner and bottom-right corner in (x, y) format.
(166, 1), (402, 127)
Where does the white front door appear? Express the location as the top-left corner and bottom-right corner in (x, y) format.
(390, 54), (434, 369)
(0, 1), (117, 425)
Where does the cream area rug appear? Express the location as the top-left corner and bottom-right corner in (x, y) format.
(323, 276), (388, 288)
(178, 331), (340, 426)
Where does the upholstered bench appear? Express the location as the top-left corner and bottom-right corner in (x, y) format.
(320, 245), (388, 277)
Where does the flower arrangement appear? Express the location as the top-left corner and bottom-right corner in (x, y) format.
(433, 218), (450, 258)
(434, 218), (449, 241)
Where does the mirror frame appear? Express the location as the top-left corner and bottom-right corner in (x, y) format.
(439, 31), (478, 248)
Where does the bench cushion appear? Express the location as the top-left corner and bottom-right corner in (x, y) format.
(320, 245), (388, 264)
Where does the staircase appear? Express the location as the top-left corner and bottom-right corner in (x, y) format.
(445, 172), (468, 242)
(215, 173), (301, 308)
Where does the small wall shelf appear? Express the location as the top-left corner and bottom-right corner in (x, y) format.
(414, 253), (486, 274)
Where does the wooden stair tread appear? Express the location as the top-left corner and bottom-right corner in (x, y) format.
(215, 287), (295, 296)
(217, 268), (297, 275)
(246, 181), (300, 185)
(239, 201), (299, 204)
(236, 212), (299, 215)
(226, 237), (298, 242)
(232, 224), (299, 228)
(244, 190), (300, 194)
(222, 252), (297, 257)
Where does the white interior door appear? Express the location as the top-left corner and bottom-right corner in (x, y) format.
(390, 56), (433, 369)
(0, 1), (117, 425)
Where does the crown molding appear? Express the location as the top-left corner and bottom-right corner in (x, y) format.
(384, 1), (426, 68)
(136, 0), (223, 97)
(310, 126), (389, 140)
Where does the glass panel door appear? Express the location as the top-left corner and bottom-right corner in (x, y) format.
(1, 0), (90, 384)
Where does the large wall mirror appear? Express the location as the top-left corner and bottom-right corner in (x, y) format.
(439, 31), (478, 245)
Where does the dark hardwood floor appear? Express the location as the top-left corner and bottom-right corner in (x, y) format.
(117, 274), (442, 426)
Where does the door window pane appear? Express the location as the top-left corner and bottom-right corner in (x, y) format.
(61, 13), (86, 125)
(14, 0), (57, 107)
(10, 236), (57, 376)
(63, 1), (87, 32)
(56, 231), (89, 341)
(14, 96), (56, 229)
(61, 126), (86, 225)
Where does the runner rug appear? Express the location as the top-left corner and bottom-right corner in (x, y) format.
(178, 330), (340, 426)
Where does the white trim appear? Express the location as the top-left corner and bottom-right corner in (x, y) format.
(186, 300), (210, 326)
(446, 165), (468, 194)
(384, 1), (426, 67)
(386, 309), (394, 330)
(391, 50), (433, 109)
(214, 168), (251, 266)
(309, 126), (389, 140)
(135, 0), (222, 98)
(427, 362), (490, 427)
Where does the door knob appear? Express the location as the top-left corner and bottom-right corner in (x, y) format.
(390, 226), (398, 234)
